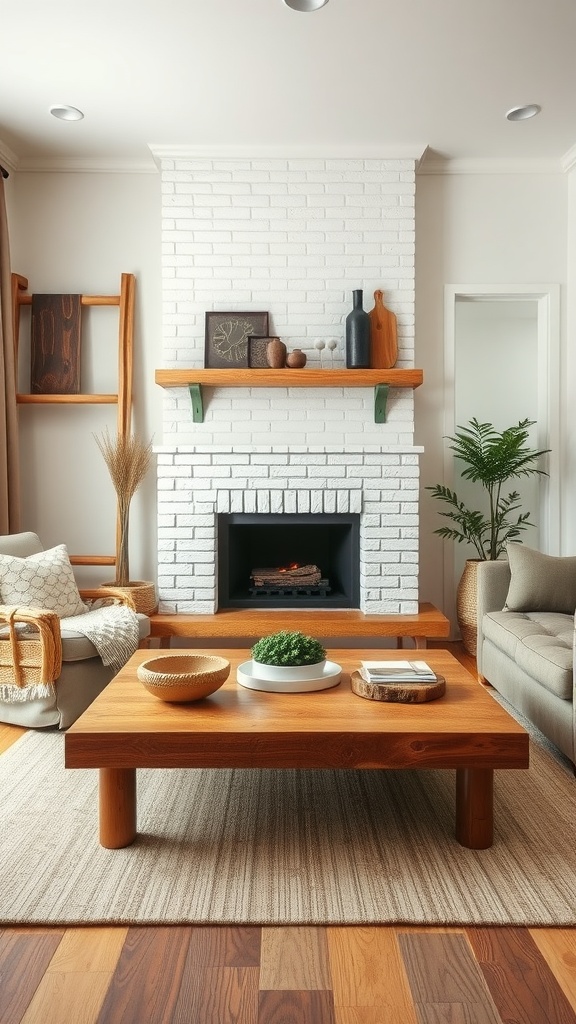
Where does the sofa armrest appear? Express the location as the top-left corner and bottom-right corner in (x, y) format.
(0, 605), (63, 690)
(476, 560), (511, 677)
(569, 618), (573, 708)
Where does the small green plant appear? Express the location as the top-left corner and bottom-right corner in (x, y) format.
(251, 630), (327, 667)
(427, 418), (549, 561)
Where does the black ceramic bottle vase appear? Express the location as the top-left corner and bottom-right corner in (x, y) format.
(345, 289), (371, 368)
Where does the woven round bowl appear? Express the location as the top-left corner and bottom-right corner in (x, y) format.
(137, 654), (230, 703)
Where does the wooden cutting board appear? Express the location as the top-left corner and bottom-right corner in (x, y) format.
(369, 289), (398, 368)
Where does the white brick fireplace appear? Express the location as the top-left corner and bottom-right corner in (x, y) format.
(154, 151), (422, 616)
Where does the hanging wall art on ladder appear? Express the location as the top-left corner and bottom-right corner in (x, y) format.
(31, 293), (82, 393)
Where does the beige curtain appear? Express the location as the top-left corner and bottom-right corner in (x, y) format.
(0, 175), (20, 533)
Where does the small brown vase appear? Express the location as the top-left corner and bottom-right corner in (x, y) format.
(286, 348), (307, 368)
(266, 338), (287, 368)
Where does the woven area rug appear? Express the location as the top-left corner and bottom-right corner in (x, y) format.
(1, 728), (575, 926)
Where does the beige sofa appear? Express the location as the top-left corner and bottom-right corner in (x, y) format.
(476, 544), (575, 767)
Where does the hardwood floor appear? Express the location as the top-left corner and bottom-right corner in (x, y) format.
(1, 642), (575, 1024)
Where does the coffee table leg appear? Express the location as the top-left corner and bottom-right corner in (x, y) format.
(455, 768), (493, 849)
(99, 768), (137, 849)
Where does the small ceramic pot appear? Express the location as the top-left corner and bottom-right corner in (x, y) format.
(286, 349), (307, 368)
(266, 338), (287, 368)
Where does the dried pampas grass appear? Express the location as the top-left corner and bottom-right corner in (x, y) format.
(95, 429), (153, 587)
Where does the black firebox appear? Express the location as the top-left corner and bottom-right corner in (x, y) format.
(218, 513), (360, 609)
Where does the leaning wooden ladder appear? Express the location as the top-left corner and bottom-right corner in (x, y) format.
(11, 272), (136, 576)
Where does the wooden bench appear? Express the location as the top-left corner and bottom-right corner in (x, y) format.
(148, 603), (450, 649)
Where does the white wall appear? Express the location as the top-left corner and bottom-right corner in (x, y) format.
(454, 301), (539, 431)
(5, 166), (570, 622)
(415, 171), (568, 616)
(9, 171), (162, 585)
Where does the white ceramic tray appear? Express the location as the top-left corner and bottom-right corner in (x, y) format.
(237, 660), (342, 693)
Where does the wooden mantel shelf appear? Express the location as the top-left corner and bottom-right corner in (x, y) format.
(155, 367), (423, 423)
(155, 368), (423, 388)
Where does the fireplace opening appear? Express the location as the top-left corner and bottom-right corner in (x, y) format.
(218, 513), (360, 608)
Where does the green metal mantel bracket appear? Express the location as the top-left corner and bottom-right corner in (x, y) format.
(186, 381), (390, 424)
(188, 384), (204, 423)
(374, 383), (389, 423)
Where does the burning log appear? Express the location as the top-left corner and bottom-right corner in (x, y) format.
(251, 563), (322, 587)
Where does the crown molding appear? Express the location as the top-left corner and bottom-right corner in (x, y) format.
(561, 143), (576, 173)
(0, 138), (19, 174)
(418, 156), (562, 175)
(15, 155), (158, 174)
(5, 141), (573, 175)
(149, 143), (428, 165)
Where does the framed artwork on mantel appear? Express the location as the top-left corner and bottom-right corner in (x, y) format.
(204, 311), (269, 368)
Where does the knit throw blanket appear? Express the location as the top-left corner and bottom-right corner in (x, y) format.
(0, 604), (140, 703)
(60, 604), (140, 674)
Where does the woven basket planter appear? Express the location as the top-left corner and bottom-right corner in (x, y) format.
(103, 581), (158, 615)
(456, 559), (482, 657)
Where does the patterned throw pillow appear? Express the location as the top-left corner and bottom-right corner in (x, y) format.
(0, 544), (87, 617)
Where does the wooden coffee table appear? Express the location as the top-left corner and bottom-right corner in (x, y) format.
(65, 648), (529, 851)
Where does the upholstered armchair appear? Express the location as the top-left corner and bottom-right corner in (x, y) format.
(0, 532), (151, 729)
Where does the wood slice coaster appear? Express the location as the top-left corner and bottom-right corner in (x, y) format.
(350, 670), (446, 703)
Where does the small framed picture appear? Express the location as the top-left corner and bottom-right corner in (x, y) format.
(204, 311), (269, 369)
(248, 336), (270, 368)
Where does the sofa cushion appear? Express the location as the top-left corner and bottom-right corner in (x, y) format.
(59, 612), (150, 662)
(0, 545), (87, 618)
(483, 610), (574, 699)
(505, 543), (576, 614)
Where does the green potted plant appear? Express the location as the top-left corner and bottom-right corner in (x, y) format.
(251, 630), (327, 681)
(427, 418), (549, 654)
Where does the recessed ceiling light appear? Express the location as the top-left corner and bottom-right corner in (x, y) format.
(506, 104), (541, 122)
(49, 104), (84, 121)
(283, 0), (329, 11)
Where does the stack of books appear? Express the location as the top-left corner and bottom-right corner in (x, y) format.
(359, 660), (438, 684)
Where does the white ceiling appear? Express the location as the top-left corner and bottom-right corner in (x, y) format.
(1, 0), (575, 171)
